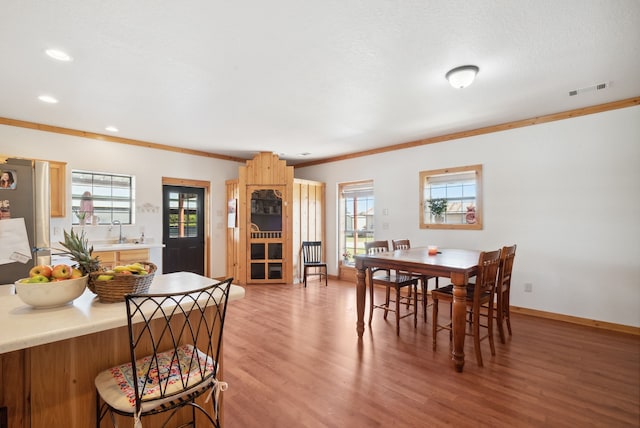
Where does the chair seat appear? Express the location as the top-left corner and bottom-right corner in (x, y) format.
(305, 262), (327, 267)
(95, 344), (221, 414)
(371, 272), (419, 285)
(432, 284), (491, 301)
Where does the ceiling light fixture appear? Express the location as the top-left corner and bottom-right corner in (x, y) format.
(45, 49), (73, 62)
(445, 65), (479, 89)
(105, 126), (119, 132)
(38, 95), (58, 104)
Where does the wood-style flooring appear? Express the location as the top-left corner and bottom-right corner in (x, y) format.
(222, 279), (640, 428)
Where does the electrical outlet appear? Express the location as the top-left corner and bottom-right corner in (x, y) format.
(524, 283), (533, 292)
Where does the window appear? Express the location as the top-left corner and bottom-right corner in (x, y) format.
(419, 164), (482, 230)
(167, 190), (199, 238)
(71, 170), (134, 225)
(339, 180), (375, 265)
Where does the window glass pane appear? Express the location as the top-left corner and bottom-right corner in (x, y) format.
(419, 165), (482, 229)
(168, 191), (199, 238)
(339, 180), (374, 264)
(71, 170), (134, 225)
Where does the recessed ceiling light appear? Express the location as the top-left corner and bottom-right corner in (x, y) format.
(38, 95), (58, 104)
(105, 126), (119, 132)
(45, 49), (73, 62)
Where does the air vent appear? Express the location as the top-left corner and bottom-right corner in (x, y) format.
(569, 82), (610, 96)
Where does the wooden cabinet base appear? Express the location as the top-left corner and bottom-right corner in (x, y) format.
(0, 309), (223, 428)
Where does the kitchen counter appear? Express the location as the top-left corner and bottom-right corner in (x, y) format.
(91, 242), (165, 251)
(0, 271), (244, 353)
(0, 272), (244, 427)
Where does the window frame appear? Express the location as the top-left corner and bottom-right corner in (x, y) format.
(71, 170), (135, 225)
(338, 180), (375, 266)
(419, 164), (483, 230)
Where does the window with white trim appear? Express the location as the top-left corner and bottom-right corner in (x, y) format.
(71, 170), (135, 225)
(339, 180), (375, 265)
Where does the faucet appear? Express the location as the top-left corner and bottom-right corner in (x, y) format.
(112, 220), (125, 243)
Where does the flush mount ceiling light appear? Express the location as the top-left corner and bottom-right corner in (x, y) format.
(445, 65), (479, 89)
(105, 126), (119, 132)
(45, 48), (73, 62)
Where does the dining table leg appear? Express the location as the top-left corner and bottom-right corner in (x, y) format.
(355, 264), (367, 338)
(450, 271), (468, 372)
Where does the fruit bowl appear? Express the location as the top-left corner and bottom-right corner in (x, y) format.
(14, 275), (88, 308)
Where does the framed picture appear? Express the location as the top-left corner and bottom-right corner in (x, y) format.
(0, 169), (17, 190)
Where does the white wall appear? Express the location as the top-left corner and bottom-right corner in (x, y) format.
(0, 125), (240, 277)
(3, 105), (639, 326)
(296, 106), (640, 327)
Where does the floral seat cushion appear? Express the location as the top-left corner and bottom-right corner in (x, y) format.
(95, 344), (215, 413)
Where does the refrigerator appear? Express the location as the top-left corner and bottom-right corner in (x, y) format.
(0, 157), (51, 284)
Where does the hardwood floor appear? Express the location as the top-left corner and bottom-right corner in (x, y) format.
(222, 279), (640, 428)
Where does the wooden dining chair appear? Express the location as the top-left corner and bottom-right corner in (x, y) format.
(95, 278), (233, 428)
(392, 239), (439, 322)
(431, 249), (501, 367)
(366, 240), (420, 335)
(302, 241), (328, 287)
(494, 244), (517, 343)
(471, 244), (517, 343)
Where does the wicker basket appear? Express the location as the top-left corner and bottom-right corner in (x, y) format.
(88, 262), (157, 303)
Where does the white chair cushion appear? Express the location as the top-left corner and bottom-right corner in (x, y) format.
(95, 344), (215, 414)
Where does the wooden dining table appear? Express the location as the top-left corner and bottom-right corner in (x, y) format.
(354, 247), (481, 372)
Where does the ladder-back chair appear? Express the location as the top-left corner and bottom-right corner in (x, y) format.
(302, 241), (328, 287)
(366, 240), (420, 335)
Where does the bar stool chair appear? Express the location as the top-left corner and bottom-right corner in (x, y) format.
(366, 240), (420, 335)
(95, 278), (233, 427)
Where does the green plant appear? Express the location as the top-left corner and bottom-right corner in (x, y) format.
(427, 198), (448, 216)
(59, 229), (101, 276)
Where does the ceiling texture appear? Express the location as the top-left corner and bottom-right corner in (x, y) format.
(1, 0), (639, 165)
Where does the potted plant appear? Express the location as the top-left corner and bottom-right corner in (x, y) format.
(427, 198), (447, 223)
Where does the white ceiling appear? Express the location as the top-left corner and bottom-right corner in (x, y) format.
(1, 0), (639, 165)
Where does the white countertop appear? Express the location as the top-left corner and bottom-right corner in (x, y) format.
(91, 242), (165, 251)
(0, 272), (244, 354)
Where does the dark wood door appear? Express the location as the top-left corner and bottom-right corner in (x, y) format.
(162, 185), (205, 275)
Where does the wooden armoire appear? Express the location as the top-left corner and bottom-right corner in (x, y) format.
(226, 152), (325, 285)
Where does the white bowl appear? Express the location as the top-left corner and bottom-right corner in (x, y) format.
(14, 275), (88, 308)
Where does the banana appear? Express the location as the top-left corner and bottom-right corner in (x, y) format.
(112, 263), (148, 274)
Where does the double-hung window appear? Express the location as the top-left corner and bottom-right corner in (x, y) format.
(339, 180), (374, 265)
(419, 164), (482, 230)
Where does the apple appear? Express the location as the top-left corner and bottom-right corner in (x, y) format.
(51, 264), (72, 279)
(29, 264), (52, 278)
(28, 274), (50, 283)
(70, 268), (83, 278)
